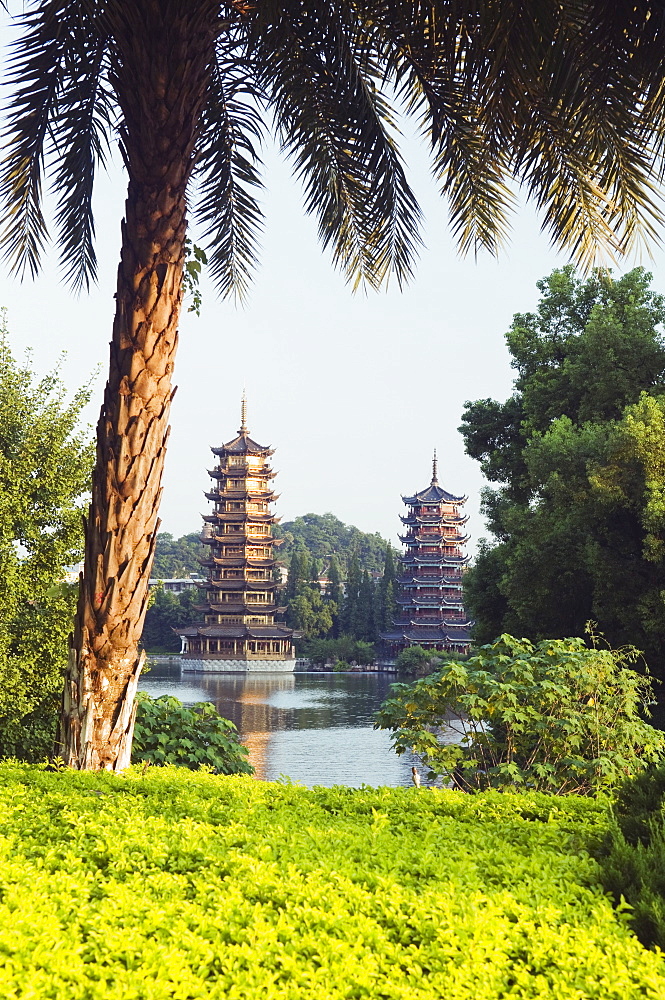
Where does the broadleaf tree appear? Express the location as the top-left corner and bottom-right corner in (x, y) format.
(0, 316), (94, 760)
(461, 267), (665, 674)
(3, 2), (665, 768)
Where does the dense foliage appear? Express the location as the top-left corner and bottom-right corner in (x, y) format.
(305, 636), (376, 668)
(132, 694), (254, 775)
(151, 531), (202, 579)
(276, 512), (398, 575)
(376, 633), (665, 794)
(461, 268), (665, 673)
(598, 765), (665, 950)
(0, 322), (94, 761)
(394, 645), (459, 676)
(141, 584), (198, 653)
(285, 539), (397, 646)
(0, 764), (664, 999)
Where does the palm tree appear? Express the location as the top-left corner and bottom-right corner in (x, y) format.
(1, 0), (663, 770)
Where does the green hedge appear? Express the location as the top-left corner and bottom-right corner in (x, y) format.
(0, 764), (663, 998)
(597, 764), (665, 949)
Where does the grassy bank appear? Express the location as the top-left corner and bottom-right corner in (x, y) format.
(0, 764), (663, 998)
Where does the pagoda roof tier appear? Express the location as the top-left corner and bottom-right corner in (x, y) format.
(379, 625), (472, 643)
(382, 621), (472, 634)
(396, 596), (464, 607)
(195, 602), (287, 614)
(399, 594), (464, 606)
(402, 574), (463, 585)
(399, 513), (469, 526)
(207, 467), (274, 480)
(178, 624), (294, 639)
(205, 490), (277, 503)
(218, 464), (274, 476)
(398, 573), (464, 584)
(203, 512), (277, 525)
(397, 573), (464, 585)
(201, 533), (282, 546)
(208, 510), (281, 524)
(401, 550), (470, 565)
(210, 429), (274, 456)
(205, 533), (281, 546)
(402, 482), (467, 506)
(210, 557), (277, 568)
(392, 615), (453, 625)
(404, 553), (463, 565)
(399, 532), (470, 545)
(206, 579), (277, 592)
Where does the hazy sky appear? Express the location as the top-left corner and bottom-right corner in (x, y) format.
(1, 15), (663, 554)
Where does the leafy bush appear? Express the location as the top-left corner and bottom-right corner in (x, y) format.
(305, 636), (375, 666)
(376, 633), (665, 794)
(596, 765), (665, 949)
(132, 693), (254, 774)
(0, 323), (94, 762)
(0, 763), (664, 999)
(395, 645), (460, 676)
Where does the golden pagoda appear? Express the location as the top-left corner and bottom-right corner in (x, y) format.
(179, 397), (295, 671)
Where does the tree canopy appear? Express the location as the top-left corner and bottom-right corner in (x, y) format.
(0, 319), (94, 760)
(151, 532), (202, 579)
(461, 267), (665, 673)
(275, 512), (397, 575)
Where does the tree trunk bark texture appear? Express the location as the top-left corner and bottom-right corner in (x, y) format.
(58, 1), (216, 770)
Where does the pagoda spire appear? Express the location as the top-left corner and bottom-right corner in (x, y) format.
(431, 448), (438, 484)
(239, 390), (248, 435)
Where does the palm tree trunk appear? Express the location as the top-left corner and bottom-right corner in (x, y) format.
(57, 1), (215, 770)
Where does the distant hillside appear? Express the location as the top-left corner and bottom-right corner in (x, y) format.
(151, 532), (202, 579)
(274, 513), (398, 574)
(152, 513), (398, 579)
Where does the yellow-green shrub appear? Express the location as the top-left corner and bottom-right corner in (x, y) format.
(0, 764), (663, 998)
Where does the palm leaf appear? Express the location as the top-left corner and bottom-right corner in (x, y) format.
(49, 28), (115, 292)
(0, 2), (68, 278)
(193, 34), (265, 303)
(366, 0), (665, 267)
(0, 0), (114, 287)
(251, 0), (422, 290)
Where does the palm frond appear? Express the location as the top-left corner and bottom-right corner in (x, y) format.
(0, 3), (67, 278)
(49, 30), (115, 292)
(193, 34), (265, 303)
(251, 1), (422, 291)
(1, 0), (112, 286)
(364, 0), (665, 267)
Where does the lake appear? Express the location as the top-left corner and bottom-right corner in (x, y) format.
(139, 662), (446, 788)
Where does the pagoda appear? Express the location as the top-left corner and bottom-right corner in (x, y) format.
(178, 398), (295, 672)
(380, 452), (473, 659)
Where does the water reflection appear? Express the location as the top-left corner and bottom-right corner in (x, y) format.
(140, 663), (441, 788)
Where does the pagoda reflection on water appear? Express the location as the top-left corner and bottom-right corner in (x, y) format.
(178, 398), (295, 672)
(380, 452), (473, 659)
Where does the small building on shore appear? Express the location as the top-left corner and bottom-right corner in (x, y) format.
(178, 398), (295, 672)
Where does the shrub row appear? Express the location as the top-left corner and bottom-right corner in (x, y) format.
(597, 764), (665, 950)
(0, 764), (664, 998)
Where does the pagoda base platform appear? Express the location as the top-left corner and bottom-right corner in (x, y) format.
(181, 655), (295, 673)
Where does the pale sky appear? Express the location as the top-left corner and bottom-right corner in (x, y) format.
(1, 15), (663, 555)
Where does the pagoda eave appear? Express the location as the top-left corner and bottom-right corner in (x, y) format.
(205, 605), (287, 616)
